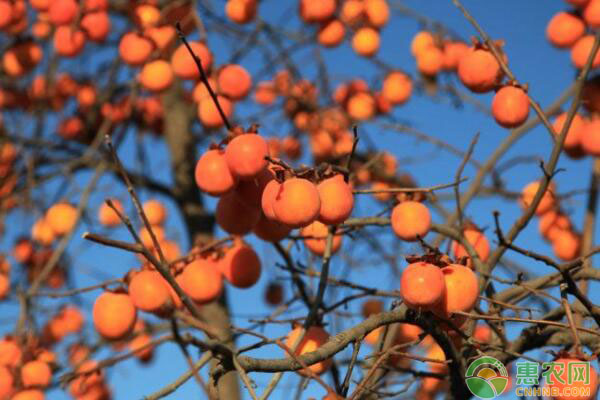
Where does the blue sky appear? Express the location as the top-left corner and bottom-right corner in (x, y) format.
(1, 1), (598, 399)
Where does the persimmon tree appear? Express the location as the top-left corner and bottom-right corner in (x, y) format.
(1, 1), (600, 399)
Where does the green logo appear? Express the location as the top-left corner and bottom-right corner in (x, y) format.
(465, 356), (509, 399)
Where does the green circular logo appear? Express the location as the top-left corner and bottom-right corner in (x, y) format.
(465, 356), (509, 399)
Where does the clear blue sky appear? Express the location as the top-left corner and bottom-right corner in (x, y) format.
(1, 1), (597, 399)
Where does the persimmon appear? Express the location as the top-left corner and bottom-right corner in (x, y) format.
(134, 4), (160, 27)
(347, 91), (376, 120)
(473, 324), (492, 343)
(195, 149), (237, 196)
(48, 0), (79, 25)
(142, 200), (166, 226)
(3, 42), (43, 77)
(85, 0), (108, 11)
(362, 299), (384, 317)
(216, 191), (261, 235)
(261, 179), (281, 220)
(567, 0), (591, 6)
(30, 0), (49, 11)
(45, 202), (78, 236)
(144, 25), (176, 51)
(310, 130), (334, 159)
(581, 117), (600, 156)
(584, 0), (600, 28)
(0, 337), (21, 366)
(128, 333), (154, 363)
(12, 390), (45, 400)
(81, 11), (111, 42)
(55, 306), (85, 336)
(198, 95), (234, 129)
(546, 357), (598, 400)
(452, 228), (490, 265)
(282, 136), (302, 159)
(21, 360), (52, 388)
(352, 27), (380, 57)
(391, 201), (431, 241)
(128, 270), (172, 312)
(371, 181), (393, 202)
(433, 264), (478, 318)
(285, 326), (332, 375)
(13, 237), (34, 264)
(254, 81), (277, 105)
(442, 40), (469, 70)
(539, 210), (572, 242)
(395, 323), (423, 344)
(552, 230), (581, 261)
(318, 19), (345, 48)
(520, 181), (557, 215)
(53, 26), (86, 57)
(92, 291), (137, 340)
(416, 46), (444, 76)
(552, 112), (585, 155)
(217, 64), (252, 101)
(139, 60), (174, 92)
(411, 31), (435, 56)
(235, 167), (274, 207)
(301, 220), (343, 256)
(400, 262), (445, 310)
(69, 360), (103, 396)
(264, 282), (284, 306)
(139, 226), (165, 248)
(171, 42), (213, 80)
(364, 326), (384, 346)
(0, 365), (13, 398)
(316, 175), (354, 225)
(491, 85), (530, 128)
(226, 0), (257, 24)
(176, 258), (223, 304)
(365, 0), (390, 27)
(382, 71), (412, 105)
(571, 35), (600, 69)
(225, 133), (268, 179)
(0, 1), (12, 28)
(77, 84), (97, 108)
(119, 32), (154, 66)
(457, 47), (503, 93)
(341, 0), (364, 25)
(253, 213), (291, 242)
(219, 241), (262, 288)
(299, 0), (336, 23)
(0, 274), (8, 299)
(273, 178), (321, 228)
(98, 199), (124, 227)
(547, 12), (585, 48)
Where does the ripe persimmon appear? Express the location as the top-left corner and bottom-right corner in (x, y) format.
(382, 71), (412, 105)
(546, 12), (585, 48)
(235, 167), (274, 207)
(0, 1), (12, 28)
(520, 181), (557, 215)
(217, 64), (252, 101)
(2, 42), (43, 77)
(81, 11), (111, 42)
(225, 0), (257, 24)
(46, 202), (77, 236)
(139, 60), (174, 92)
(21, 360), (52, 388)
(571, 35), (600, 69)
(581, 117), (600, 156)
(391, 201), (431, 241)
(347, 91), (376, 120)
(13, 238), (34, 264)
(584, 0), (600, 28)
(400, 262), (445, 310)
(139, 225), (165, 249)
(53, 26), (86, 57)
(301, 220), (343, 256)
(198, 95), (233, 129)
(195, 149), (237, 196)
(457, 47), (503, 93)
(225, 133), (268, 179)
(546, 357), (598, 400)
(119, 32), (154, 66)
(552, 230), (581, 261)
(261, 179), (281, 220)
(216, 191), (261, 235)
(416, 46), (444, 76)
(552, 112), (586, 156)
(318, 19), (345, 48)
(128, 270), (172, 313)
(219, 241), (262, 288)
(254, 81), (277, 105)
(299, 0), (336, 23)
(433, 264), (478, 318)
(69, 360), (103, 397)
(171, 42), (213, 80)
(92, 291), (137, 340)
(0, 365), (13, 398)
(48, 0), (79, 25)
(352, 27), (380, 57)
(341, 0), (364, 25)
(97, 199), (123, 227)
(0, 273), (8, 299)
(176, 258), (223, 304)
(491, 85), (530, 128)
(442, 40), (469, 70)
(285, 325), (332, 375)
(317, 175), (354, 225)
(253, 213), (291, 242)
(310, 130), (335, 159)
(129, 333), (154, 363)
(12, 390), (45, 400)
(0, 337), (21, 367)
(142, 200), (166, 226)
(452, 228), (490, 265)
(273, 178), (321, 228)
(411, 31), (435, 56)
(539, 210), (572, 242)
(365, 0), (390, 27)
